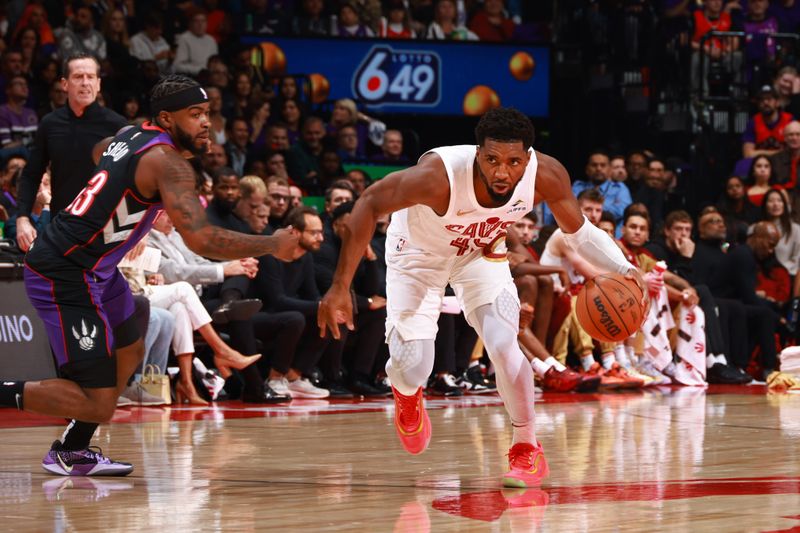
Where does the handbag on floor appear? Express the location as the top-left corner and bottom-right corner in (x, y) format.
(141, 364), (172, 404)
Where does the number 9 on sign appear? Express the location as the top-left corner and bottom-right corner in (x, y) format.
(353, 46), (440, 108)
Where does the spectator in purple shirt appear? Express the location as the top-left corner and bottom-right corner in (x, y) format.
(0, 75), (38, 160)
(743, 0), (779, 68)
(768, 0), (800, 33)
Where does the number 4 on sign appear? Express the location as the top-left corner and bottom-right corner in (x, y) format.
(389, 65), (414, 101)
(389, 64), (434, 102)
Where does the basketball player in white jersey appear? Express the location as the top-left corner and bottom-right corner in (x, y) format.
(318, 108), (642, 487)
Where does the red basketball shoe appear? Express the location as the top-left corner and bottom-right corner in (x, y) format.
(392, 386), (431, 455)
(502, 442), (550, 488)
(542, 366), (582, 392)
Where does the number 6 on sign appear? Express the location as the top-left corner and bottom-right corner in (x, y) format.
(66, 171), (109, 216)
(353, 45), (440, 108)
(357, 52), (390, 101)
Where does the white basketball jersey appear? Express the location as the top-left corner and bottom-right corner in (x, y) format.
(387, 145), (537, 259)
(540, 229), (585, 286)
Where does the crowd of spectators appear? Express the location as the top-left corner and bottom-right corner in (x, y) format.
(1, 0), (800, 404)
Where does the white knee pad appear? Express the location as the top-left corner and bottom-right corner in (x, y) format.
(387, 328), (424, 372)
(386, 329), (435, 395)
(494, 288), (520, 330)
(469, 289), (521, 357)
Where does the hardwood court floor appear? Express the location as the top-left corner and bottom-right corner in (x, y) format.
(1, 385), (799, 532)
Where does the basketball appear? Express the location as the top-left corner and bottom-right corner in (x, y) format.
(575, 273), (647, 342)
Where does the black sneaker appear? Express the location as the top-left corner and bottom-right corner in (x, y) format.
(348, 374), (387, 397)
(455, 366), (496, 394)
(706, 363), (746, 385)
(42, 441), (133, 477)
(428, 374), (463, 396)
(373, 376), (392, 395)
(242, 384), (292, 404)
(732, 365), (753, 384)
(319, 379), (355, 398)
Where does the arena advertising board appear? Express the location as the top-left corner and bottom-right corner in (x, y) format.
(242, 36), (549, 117)
(0, 280), (56, 380)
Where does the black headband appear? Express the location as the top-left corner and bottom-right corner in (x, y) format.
(151, 85), (208, 114)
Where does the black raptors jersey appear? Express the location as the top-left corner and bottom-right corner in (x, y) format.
(33, 123), (174, 275)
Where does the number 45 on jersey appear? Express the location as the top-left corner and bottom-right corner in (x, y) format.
(353, 45), (441, 108)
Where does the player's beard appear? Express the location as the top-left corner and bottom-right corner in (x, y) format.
(174, 124), (206, 157)
(477, 165), (516, 204)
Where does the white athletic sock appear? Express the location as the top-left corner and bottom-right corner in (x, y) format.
(531, 358), (550, 378)
(614, 345), (631, 369)
(716, 354), (727, 365)
(545, 356), (566, 372)
(625, 345), (638, 366)
(601, 352), (616, 370)
(580, 354), (595, 371)
(512, 422), (537, 445)
(707, 353), (717, 369)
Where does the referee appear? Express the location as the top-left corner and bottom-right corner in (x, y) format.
(15, 53), (126, 251)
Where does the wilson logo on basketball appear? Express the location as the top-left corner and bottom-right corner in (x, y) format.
(592, 296), (622, 337)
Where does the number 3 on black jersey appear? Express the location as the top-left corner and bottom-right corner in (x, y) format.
(66, 171), (109, 216)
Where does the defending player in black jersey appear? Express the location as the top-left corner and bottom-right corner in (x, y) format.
(0, 75), (297, 476)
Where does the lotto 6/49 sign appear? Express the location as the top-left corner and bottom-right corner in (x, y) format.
(241, 36), (549, 116)
(353, 45), (441, 108)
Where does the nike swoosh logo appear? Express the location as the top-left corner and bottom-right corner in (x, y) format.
(14, 393), (21, 410)
(457, 209), (476, 216)
(56, 452), (73, 473)
(527, 453), (542, 474)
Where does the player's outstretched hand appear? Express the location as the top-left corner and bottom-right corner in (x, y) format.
(318, 284), (354, 340)
(270, 227), (298, 262)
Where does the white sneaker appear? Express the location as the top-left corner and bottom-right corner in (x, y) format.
(637, 360), (672, 386)
(286, 378), (330, 399)
(624, 365), (655, 387)
(267, 377), (291, 396)
(120, 382), (169, 406)
(116, 395), (133, 407)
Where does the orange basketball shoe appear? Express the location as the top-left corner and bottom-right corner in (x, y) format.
(502, 442), (550, 488)
(392, 386), (431, 455)
(604, 362), (645, 389)
(583, 362), (624, 389)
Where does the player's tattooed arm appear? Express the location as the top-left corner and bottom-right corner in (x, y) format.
(151, 150), (296, 261)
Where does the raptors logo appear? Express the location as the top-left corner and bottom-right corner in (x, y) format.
(72, 319), (98, 351)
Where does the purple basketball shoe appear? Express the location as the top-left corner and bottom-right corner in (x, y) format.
(42, 441), (133, 476)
